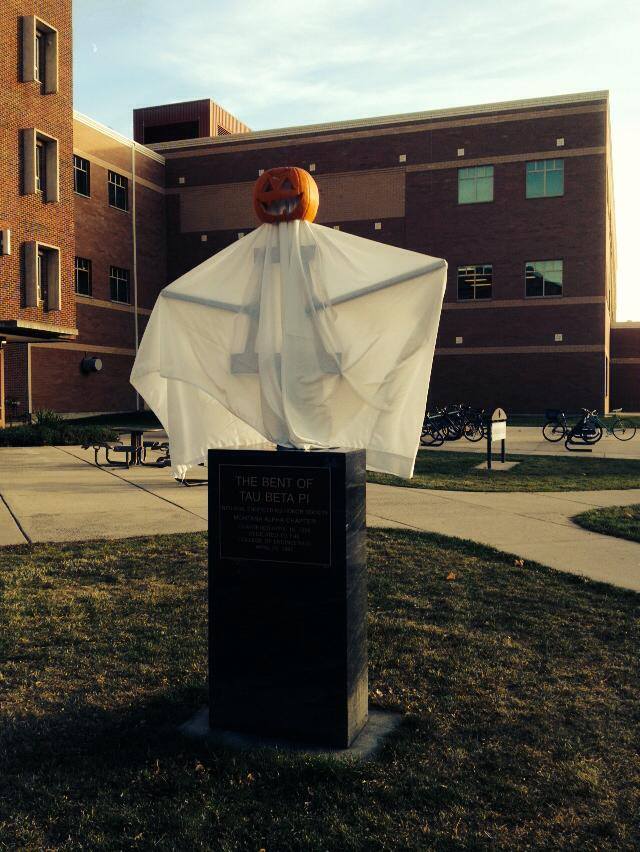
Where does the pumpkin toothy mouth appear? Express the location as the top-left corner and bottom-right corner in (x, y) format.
(260, 194), (302, 216)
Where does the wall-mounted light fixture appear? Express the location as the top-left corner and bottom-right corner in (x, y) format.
(81, 356), (102, 374)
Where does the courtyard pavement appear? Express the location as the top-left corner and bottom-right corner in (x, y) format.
(0, 444), (638, 592)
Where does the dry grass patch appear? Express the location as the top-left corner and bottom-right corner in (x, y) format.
(1, 531), (639, 850)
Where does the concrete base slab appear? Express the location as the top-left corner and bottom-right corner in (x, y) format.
(474, 461), (521, 471)
(179, 706), (403, 761)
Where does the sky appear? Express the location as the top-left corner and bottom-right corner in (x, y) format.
(73, 0), (640, 321)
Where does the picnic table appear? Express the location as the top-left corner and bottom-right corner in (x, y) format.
(114, 427), (167, 466)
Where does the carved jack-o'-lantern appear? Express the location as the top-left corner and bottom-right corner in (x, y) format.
(253, 166), (319, 224)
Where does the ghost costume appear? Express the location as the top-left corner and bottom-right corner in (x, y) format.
(131, 220), (446, 479)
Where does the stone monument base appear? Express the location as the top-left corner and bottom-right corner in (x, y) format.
(208, 447), (368, 749)
(180, 706), (402, 761)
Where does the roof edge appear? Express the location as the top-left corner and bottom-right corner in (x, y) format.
(148, 90), (609, 152)
(73, 111), (166, 164)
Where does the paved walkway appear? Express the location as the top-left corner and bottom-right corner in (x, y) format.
(423, 426), (640, 459)
(0, 445), (638, 592)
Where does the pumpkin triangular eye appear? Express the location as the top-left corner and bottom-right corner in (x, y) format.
(281, 178), (294, 190)
(262, 180), (272, 192)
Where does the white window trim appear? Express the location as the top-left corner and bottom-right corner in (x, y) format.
(24, 241), (61, 310)
(0, 228), (10, 256)
(22, 128), (59, 202)
(22, 16), (59, 94)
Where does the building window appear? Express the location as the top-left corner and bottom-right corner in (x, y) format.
(22, 16), (58, 94)
(73, 155), (90, 196)
(24, 242), (60, 310)
(110, 266), (130, 303)
(526, 159), (564, 198)
(75, 257), (92, 296)
(458, 165), (494, 204)
(22, 129), (59, 202)
(35, 30), (46, 86)
(35, 140), (46, 193)
(457, 264), (493, 300)
(37, 248), (49, 305)
(525, 260), (563, 297)
(108, 171), (129, 211)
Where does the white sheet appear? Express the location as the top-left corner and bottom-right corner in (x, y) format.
(131, 220), (446, 479)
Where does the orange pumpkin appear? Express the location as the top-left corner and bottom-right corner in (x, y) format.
(253, 166), (319, 224)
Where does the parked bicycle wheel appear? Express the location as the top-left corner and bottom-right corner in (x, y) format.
(579, 423), (603, 444)
(542, 421), (566, 442)
(463, 420), (484, 442)
(612, 419), (637, 441)
(422, 429), (444, 447)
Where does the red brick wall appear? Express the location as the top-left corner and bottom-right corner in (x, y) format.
(3, 343), (29, 412)
(610, 326), (640, 411)
(30, 346), (136, 413)
(428, 351), (606, 414)
(0, 0), (76, 330)
(159, 98), (609, 414)
(36, 118), (167, 414)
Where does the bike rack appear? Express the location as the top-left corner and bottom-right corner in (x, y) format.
(564, 433), (593, 453)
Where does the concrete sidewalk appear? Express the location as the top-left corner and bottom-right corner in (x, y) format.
(423, 426), (640, 459)
(366, 485), (640, 592)
(0, 445), (638, 592)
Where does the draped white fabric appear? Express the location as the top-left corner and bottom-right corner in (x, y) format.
(131, 220), (446, 479)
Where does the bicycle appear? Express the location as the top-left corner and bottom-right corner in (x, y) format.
(420, 413), (446, 447)
(461, 406), (487, 442)
(542, 409), (569, 442)
(589, 408), (637, 441)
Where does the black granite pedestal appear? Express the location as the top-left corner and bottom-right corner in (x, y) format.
(208, 448), (367, 749)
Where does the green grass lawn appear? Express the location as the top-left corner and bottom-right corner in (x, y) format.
(573, 504), (640, 544)
(1, 531), (639, 850)
(368, 450), (640, 492)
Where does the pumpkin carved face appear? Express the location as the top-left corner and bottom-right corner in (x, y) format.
(253, 166), (319, 224)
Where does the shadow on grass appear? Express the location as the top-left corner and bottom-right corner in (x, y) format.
(1, 530), (639, 850)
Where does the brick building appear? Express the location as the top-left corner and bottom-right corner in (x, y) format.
(1, 0), (638, 425)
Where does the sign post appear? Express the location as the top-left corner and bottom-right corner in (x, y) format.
(486, 408), (507, 469)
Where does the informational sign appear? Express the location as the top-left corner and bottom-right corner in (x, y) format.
(218, 464), (331, 565)
(492, 420), (506, 441)
(486, 408), (507, 468)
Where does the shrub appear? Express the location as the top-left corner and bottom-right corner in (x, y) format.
(34, 409), (65, 428)
(0, 423), (118, 447)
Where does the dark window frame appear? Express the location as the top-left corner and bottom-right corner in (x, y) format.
(109, 265), (130, 303)
(457, 264), (493, 301)
(37, 247), (50, 305)
(108, 170), (128, 211)
(73, 155), (90, 197)
(525, 259), (564, 298)
(74, 256), (92, 296)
